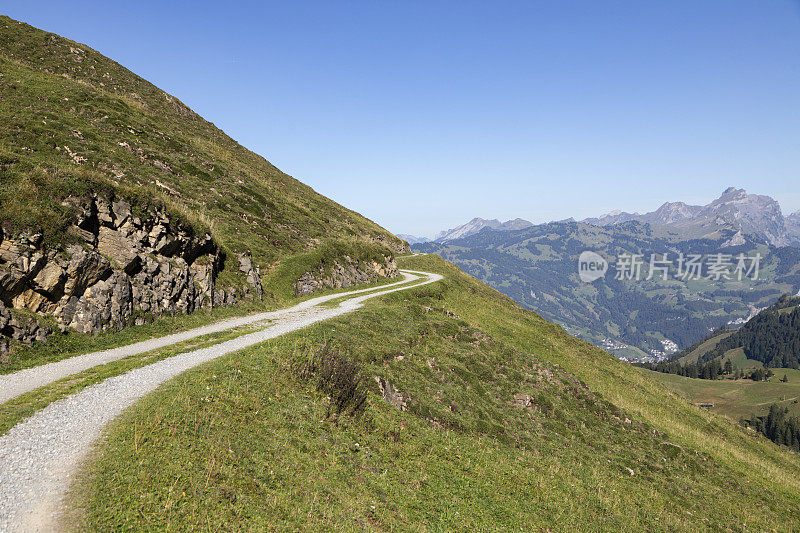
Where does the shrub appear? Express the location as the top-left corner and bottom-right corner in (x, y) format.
(296, 343), (369, 420)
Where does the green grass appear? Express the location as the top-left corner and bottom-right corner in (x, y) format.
(0, 15), (407, 373)
(0, 323), (265, 436)
(0, 274), (422, 440)
(1, 268), (406, 375)
(677, 330), (734, 365)
(70, 255), (800, 531)
(646, 368), (800, 421)
(0, 16), (406, 261)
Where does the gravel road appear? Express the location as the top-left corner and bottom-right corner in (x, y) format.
(0, 272), (420, 404)
(0, 269), (441, 532)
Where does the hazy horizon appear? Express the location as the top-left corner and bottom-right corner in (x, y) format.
(398, 186), (800, 240)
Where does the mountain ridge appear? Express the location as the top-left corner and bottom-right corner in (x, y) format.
(404, 217), (534, 244)
(584, 187), (793, 247)
(414, 216), (800, 361)
(415, 188), (797, 249)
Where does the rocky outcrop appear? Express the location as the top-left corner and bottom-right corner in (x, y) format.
(374, 376), (410, 412)
(0, 300), (51, 363)
(0, 192), (232, 358)
(237, 252), (263, 300)
(293, 255), (398, 296)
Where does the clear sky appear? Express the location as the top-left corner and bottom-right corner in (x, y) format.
(4, 1), (800, 237)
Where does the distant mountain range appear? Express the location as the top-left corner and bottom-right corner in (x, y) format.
(404, 188), (800, 248)
(584, 187), (797, 247)
(400, 217), (534, 245)
(411, 188), (800, 361)
(788, 210), (800, 241)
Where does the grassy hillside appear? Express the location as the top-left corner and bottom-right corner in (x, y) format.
(647, 368), (800, 421)
(676, 329), (734, 365)
(0, 15), (405, 266)
(0, 16), (408, 371)
(71, 255), (800, 531)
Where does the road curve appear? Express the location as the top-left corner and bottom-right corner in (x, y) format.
(0, 269), (442, 532)
(0, 271), (422, 404)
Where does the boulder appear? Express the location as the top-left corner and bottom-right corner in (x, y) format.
(12, 289), (51, 313)
(237, 252), (263, 300)
(111, 199), (132, 228)
(375, 376), (410, 411)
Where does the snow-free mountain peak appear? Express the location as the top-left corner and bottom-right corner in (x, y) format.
(583, 188), (792, 247)
(432, 217), (534, 243)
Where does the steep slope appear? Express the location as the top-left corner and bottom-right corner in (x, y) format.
(72, 254), (800, 530)
(788, 211), (800, 245)
(0, 16), (405, 363)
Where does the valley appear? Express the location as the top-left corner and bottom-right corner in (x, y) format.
(646, 368), (800, 422)
(414, 189), (800, 361)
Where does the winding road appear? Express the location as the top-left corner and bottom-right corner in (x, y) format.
(0, 269), (441, 532)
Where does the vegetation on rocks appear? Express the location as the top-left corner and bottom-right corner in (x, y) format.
(0, 15), (405, 366)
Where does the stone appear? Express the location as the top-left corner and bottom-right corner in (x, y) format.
(292, 255), (399, 296)
(111, 199), (132, 228)
(375, 376), (410, 411)
(512, 393), (537, 411)
(0, 271), (26, 303)
(67, 225), (97, 245)
(32, 260), (66, 297)
(0, 237), (24, 264)
(0, 299), (52, 355)
(66, 272), (132, 334)
(0, 191), (227, 353)
(0, 300), (10, 330)
(237, 252), (263, 300)
(62, 245), (112, 298)
(96, 196), (114, 225)
(12, 289), (50, 313)
(97, 227), (141, 275)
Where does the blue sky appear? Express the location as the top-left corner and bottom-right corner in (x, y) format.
(4, 1), (800, 236)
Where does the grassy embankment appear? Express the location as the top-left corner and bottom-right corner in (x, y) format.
(68, 255), (800, 531)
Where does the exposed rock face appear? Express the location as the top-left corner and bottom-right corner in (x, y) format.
(0, 193), (231, 358)
(432, 217), (534, 244)
(0, 300), (51, 363)
(787, 211), (800, 245)
(374, 376), (410, 411)
(583, 188), (793, 247)
(237, 252), (263, 300)
(293, 255), (399, 296)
